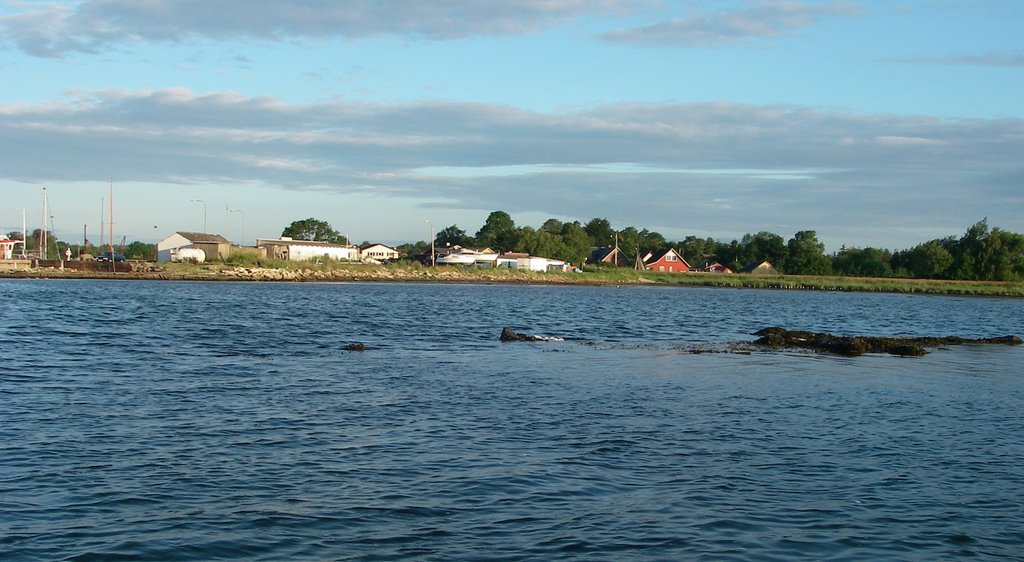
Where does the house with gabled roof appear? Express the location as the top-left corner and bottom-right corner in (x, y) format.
(739, 259), (777, 275)
(360, 243), (400, 261)
(695, 261), (733, 274)
(157, 231), (232, 262)
(588, 246), (629, 267)
(642, 248), (691, 273)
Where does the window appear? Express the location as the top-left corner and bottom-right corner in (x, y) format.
(666, 254), (676, 262)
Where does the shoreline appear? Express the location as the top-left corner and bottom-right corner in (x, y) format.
(2, 263), (1023, 297)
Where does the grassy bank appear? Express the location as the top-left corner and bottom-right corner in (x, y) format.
(3, 260), (1023, 297)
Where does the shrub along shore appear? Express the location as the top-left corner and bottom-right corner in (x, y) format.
(2, 261), (1023, 297)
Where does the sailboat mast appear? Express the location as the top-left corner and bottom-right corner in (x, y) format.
(109, 180), (114, 270)
(41, 187), (47, 260)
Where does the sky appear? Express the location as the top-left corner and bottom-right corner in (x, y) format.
(1, 0), (1022, 252)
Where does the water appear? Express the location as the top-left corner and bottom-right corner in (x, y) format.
(2, 280), (1023, 560)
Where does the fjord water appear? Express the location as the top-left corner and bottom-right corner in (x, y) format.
(2, 280), (1023, 561)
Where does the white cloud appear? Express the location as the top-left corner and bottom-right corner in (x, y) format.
(890, 50), (1024, 68)
(1, 88), (1021, 249)
(0, 0), (640, 57)
(602, 1), (862, 47)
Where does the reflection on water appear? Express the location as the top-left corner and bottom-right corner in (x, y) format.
(2, 280), (1023, 560)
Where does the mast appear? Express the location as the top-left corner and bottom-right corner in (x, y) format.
(41, 187), (47, 259)
(109, 179), (115, 273)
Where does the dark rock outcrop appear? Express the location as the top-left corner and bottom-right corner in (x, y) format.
(500, 327), (563, 342)
(752, 327), (1021, 357)
(344, 343), (366, 352)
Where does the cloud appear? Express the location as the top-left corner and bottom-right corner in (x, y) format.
(890, 50), (1024, 68)
(1, 88), (1021, 248)
(602, 1), (862, 47)
(0, 0), (637, 57)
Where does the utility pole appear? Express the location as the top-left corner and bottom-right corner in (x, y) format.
(426, 219), (435, 266)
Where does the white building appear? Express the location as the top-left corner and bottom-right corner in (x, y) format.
(256, 237), (359, 262)
(359, 243), (400, 261)
(496, 253), (569, 272)
(157, 232), (231, 263)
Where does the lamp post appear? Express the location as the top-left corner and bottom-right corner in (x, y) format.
(228, 208), (246, 245)
(426, 219), (435, 266)
(190, 199), (207, 232)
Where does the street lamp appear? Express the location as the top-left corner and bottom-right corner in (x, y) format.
(190, 199), (207, 232)
(228, 208), (246, 245)
(426, 219), (435, 266)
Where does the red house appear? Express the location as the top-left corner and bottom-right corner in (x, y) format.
(643, 248), (691, 273)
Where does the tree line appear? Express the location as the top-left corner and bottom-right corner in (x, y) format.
(397, 213), (1024, 282)
(10, 215), (1022, 282)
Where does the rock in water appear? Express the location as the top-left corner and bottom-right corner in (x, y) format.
(500, 327), (563, 342)
(344, 343), (366, 352)
(751, 327), (1019, 357)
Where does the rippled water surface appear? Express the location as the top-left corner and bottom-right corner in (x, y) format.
(2, 280), (1023, 560)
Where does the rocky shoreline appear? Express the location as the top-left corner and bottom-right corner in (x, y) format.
(0, 264), (593, 284)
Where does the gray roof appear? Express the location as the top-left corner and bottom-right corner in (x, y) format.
(177, 231), (230, 244)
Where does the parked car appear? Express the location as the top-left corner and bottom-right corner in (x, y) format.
(96, 252), (126, 262)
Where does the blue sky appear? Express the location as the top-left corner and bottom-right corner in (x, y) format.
(2, 0), (1022, 251)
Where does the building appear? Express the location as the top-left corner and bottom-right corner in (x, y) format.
(495, 252), (569, 272)
(642, 248), (691, 273)
(359, 243), (400, 262)
(739, 260), (778, 275)
(695, 261), (734, 274)
(157, 232), (231, 263)
(588, 246), (629, 267)
(256, 237), (359, 262)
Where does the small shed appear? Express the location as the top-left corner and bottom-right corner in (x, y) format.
(157, 232), (231, 263)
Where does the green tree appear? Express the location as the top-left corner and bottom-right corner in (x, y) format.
(124, 241), (156, 260)
(558, 221), (593, 267)
(435, 224), (472, 248)
(515, 227), (566, 258)
(475, 211), (518, 251)
(584, 217), (615, 247)
(787, 230), (831, 275)
(896, 240), (954, 279)
(679, 236), (718, 267)
(540, 218), (564, 235)
(832, 247), (893, 277)
(618, 227), (642, 257)
(639, 229), (666, 255)
(281, 218), (346, 244)
(738, 232), (787, 272)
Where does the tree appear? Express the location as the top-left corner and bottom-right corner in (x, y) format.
(124, 241), (156, 261)
(515, 227), (565, 258)
(918, 240), (955, 279)
(558, 221), (593, 267)
(832, 247), (893, 277)
(540, 218), (564, 235)
(584, 217), (614, 247)
(475, 211), (518, 251)
(787, 230), (831, 275)
(281, 218), (346, 244)
(679, 236), (718, 267)
(738, 232), (787, 272)
(435, 224), (472, 248)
